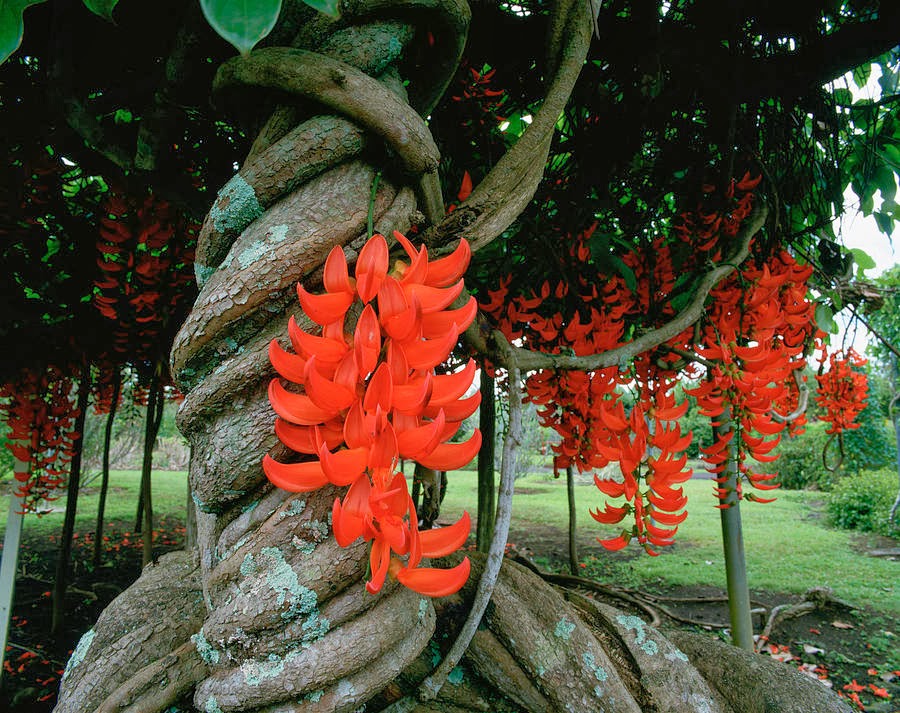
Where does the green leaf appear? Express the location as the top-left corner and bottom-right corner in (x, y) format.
(873, 211), (894, 237)
(113, 108), (132, 124)
(0, 0), (47, 64)
(299, 0), (340, 18)
(83, 0), (118, 21)
(200, 0), (283, 55)
(832, 87), (852, 106)
(609, 255), (637, 294)
(850, 247), (877, 276)
(852, 63), (871, 90)
(815, 303), (839, 334)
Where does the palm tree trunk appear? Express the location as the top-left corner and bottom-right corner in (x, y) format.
(93, 372), (121, 568)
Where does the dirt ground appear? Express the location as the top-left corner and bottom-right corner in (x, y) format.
(2, 517), (898, 712)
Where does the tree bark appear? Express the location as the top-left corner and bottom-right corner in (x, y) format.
(93, 373), (120, 569)
(51, 362), (91, 637)
(476, 372), (495, 553)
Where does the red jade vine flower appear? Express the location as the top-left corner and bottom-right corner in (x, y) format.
(264, 232), (480, 597)
(815, 348), (868, 434)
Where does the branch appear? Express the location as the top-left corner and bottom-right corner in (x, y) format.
(424, 0), (593, 252)
(770, 367), (809, 424)
(848, 305), (900, 360)
(417, 362), (523, 701)
(214, 48), (441, 179)
(467, 202), (768, 373)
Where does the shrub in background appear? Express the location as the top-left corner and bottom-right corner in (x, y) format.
(773, 421), (834, 490)
(827, 468), (899, 537)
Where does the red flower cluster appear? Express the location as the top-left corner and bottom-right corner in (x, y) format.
(451, 63), (507, 132)
(93, 191), (197, 361)
(815, 348), (868, 434)
(1, 368), (80, 512)
(688, 248), (817, 503)
(264, 232), (479, 597)
(481, 225), (696, 553)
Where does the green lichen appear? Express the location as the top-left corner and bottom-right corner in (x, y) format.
(237, 239), (274, 269)
(223, 487), (244, 497)
(241, 499), (260, 514)
(554, 617), (576, 641)
(191, 629), (220, 665)
(240, 552), (257, 576)
(267, 224), (289, 242)
(242, 653), (286, 686)
(306, 519), (330, 538)
(62, 628), (94, 680)
(581, 652), (609, 684)
(447, 666), (464, 685)
(305, 690), (325, 703)
(336, 680), (356, 698)
(616, 614), (659, 656)
(195, 263), (216, 288)
(279, 499), (307, 520)
(417, 598), (429, 621)
(292, 536), (317, 554)
(211, 173), (263, 236)
(666, 648), (689, 662)
(204, 696), (225, 713)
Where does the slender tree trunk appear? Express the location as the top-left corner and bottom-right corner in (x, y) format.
(51, 362), (91, 637)
(713, 408), (755, 651)
(0, 456), (28, 687)
(566, 464), (579, 575)
(476, 372), (496, 552)
(140, 373), (164, 567)
(93, 373), (121, 569)
(889, 356), (900, 526)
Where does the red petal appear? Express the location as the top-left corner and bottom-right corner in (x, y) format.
(356, 234), (389, 303)
(416, 430), (481, 470)
(275, 419), (343, 454)
(323, 245), (353, 294)
(429, 360), (476, 406)
(398, 327), (458, 371)
(354, 304), (382, 377)
(289, 317), (348, 363)
(419, 511), (470, 557)
(408, 280), (465, 314)
(364, 363), (394, 413)
(396, 557), (470, 597)
(366, 539), (392, 593)
(396, 410), (445, 460)
(393, 373), (433, 416)
(424, 392), (480, 421)
(421, 297), (478, 339)
(262, 454), (328, 492)
(425, 240), (471, 287)
(319, 445), (368, 486)
(268, 380), (338, 425)
(306, 356), (357, 411)
(297, 285), (353, 326)
(269, 340), (308, 384)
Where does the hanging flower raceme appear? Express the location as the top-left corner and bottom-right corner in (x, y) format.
(0, 367), (80, 513)
(815, 349), (868, 435)
(94, 190), (198, 362)
(264, 232), (479, 597)
(688, 247), (818, 504)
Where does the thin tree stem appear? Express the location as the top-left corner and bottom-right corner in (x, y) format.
(476, 371), (496, 553)
(418, 363), (522, 702)
(566, 464), (578, 575)
(93, 373), (120, 569)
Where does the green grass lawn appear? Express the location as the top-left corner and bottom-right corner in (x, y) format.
(441, 468), (900, 615)
(2, 466), (897, 615)
(0, 469), (188, 539)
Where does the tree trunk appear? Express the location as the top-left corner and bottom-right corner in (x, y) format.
(476, 372), (496, 552)
(51, 362), (91, 637)
(93, 373), (121, 569)
(566, 464), (579, 575)
(54, 5), (853, 712)
(140, 372), (164, 567)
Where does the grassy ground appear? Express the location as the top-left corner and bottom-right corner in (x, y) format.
(3, 466), (895, 614)
(439, 467), (900, 615)
(0, 469), (187, 539)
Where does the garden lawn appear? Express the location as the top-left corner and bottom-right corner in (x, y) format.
(0, 469), (188, 540)
(440, 468), (900, 615)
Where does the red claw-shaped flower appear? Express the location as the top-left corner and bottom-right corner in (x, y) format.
(265, 232), (478, 597)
